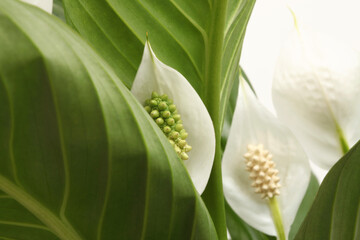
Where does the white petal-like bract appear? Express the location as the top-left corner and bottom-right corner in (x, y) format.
(222, 79), (310, 236)
(131, 41), (215, 194)
(272, 27), (360, 170)
(21, 0), (53, 13)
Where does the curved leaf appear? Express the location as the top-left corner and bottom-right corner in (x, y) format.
(62, 2), (256, 237)
(295, 140), (360, 240)
(0, 1), (217, 239)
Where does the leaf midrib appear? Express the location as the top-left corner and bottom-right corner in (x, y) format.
(0, 174), (82, 240)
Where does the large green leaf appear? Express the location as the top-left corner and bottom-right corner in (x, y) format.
(62, 1), (256, 238)
(295, 140), (360, 240)
(61, 0), (255, 121)
(0, 1), (217, 239)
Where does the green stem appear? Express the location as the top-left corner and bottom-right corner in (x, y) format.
(201, 0), (228, 239)
(335, 123), (349, 155)
(268, 197), (286, 240)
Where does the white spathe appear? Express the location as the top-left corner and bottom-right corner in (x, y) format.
(222, 79), (310, 236)
(131, 41), (215, 194)
(21, 0), (53, 13)
(272, 26), (360, 171)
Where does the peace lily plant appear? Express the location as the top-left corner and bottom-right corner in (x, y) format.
(223, 78), (310, 239)
(0, 0), (359, 240)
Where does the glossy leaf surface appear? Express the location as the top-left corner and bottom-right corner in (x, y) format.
(295, 140), (360, 240)
(0, 1), (217, 239)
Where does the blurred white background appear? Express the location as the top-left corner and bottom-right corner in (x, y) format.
(240, 0), (360, 181)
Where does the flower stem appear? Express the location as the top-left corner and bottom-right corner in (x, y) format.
(268, 197), (286, 240)
(335, 123), (349, 155)
(201, 0), (228, 239)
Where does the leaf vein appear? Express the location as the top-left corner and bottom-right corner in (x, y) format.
(135, 0), (203, 81)
(75, 0), (140, 71)
(0, 77), (22, 187)
(0, 220), (51, 232)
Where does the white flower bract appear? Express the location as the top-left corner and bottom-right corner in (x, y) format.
(272, 26), (360, 171)
(21, 0), (53, 13)
(222, 79), (310, 236)
(131, 40), (215, 194)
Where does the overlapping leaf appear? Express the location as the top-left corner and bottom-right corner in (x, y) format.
(295, 140), (360, 240)
(0, 1), (217, 239)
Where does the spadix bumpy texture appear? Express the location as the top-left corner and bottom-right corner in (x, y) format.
(222, 79), (310, 236)
(131, 41), (215, 194)
(21, 0), (53, 13)
(144, 91), (192, 160)
(272, 26), (360, 171)
(244, 144), (281, 199)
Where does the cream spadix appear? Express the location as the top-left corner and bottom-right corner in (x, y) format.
(21, 0), (53, 13)
(131, 40), (215, 194)
(244, 144), (281, 199)
(222, 79), (310, 236)
(272, 26), (360, 171)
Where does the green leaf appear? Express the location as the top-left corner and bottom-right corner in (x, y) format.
(221, 68), (254, 152)
(219, 3), (256, 128)
(288, 174), (318, 240)
(0, 1), (217, 239)
(295, 141), (360, 240)
(62, 1), (255, 238)
(221, 74), (239, 151)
